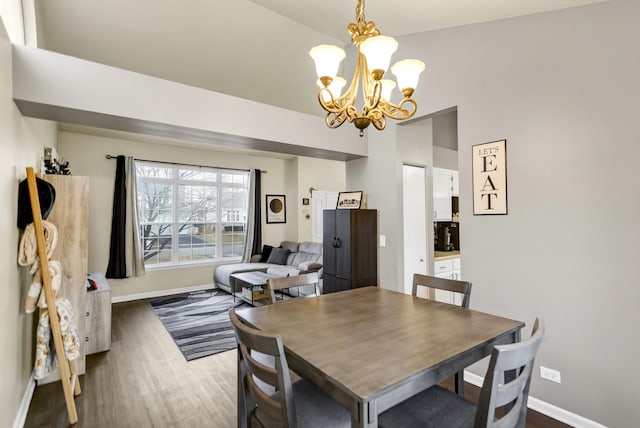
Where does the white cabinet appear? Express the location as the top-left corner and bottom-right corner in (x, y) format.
(433, 257), (463, 305)
(451, 171), (459, 196)
(433, 168), (458, 220)
(433, 168), (453, 221)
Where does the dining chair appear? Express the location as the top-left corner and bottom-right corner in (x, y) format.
(413, 273), (473, 395)
(378, 318), (545, 428)
(229, 307), (350, 428)
(267, 272), (320, 304)
(412, 273), (472, 308)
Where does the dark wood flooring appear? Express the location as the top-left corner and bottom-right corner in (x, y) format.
(24, 299), (569, 427)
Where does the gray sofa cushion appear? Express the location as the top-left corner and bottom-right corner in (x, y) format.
(291, 242), (322, 267)
(280, 241), (300, 253)
(266, 248), (290, 265)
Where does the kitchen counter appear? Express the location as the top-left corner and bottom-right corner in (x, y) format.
(434, 250), (460, 260)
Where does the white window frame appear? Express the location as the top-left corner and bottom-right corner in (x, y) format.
(135, 161), (250, 269)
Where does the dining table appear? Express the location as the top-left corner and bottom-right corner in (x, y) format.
(235, 286), (524, 428)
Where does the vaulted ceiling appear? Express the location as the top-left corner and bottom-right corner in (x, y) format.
(34, 0), (606, 117)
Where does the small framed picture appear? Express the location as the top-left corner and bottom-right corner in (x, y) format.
(302, 198), (310, 205)
(336, 191), (363, 209)
(266, 194), (286, 223)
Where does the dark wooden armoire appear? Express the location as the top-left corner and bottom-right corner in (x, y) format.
(322, 209), (377, 293)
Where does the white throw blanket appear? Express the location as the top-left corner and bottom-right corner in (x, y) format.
(34, 298), (80, 380)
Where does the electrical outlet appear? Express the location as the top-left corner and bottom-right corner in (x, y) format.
(540, 366), (562, 384)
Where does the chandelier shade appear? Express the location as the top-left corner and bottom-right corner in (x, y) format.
(360, 36), (398, 77)
(309, 0), (425, 136)
(309, 45), (346, 85)
(391, 59), (426, 96)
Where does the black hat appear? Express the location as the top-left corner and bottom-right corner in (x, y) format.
(17, 177), (56, 229)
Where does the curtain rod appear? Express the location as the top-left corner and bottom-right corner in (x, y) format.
(105, 154), (267, 173)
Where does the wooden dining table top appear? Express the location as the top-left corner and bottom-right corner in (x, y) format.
(235, 286), (524, 401)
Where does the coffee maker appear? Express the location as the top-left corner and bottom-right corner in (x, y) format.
(434, 222), (460, 251)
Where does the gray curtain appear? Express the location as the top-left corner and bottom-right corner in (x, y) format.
(106, 156), (145, 278)
(241, 169), (257, 262)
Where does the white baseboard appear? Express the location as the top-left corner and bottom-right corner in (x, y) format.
(463, 371), (606, 428)
(111, 283), (217, 303)
(12, 372), (36, 428)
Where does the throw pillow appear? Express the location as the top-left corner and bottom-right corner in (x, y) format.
(297, 261), (323, 272)
(266, 247), (290, 265)
(259, 245), (274, 263)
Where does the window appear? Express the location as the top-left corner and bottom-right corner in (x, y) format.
(135, 162), (250, 267)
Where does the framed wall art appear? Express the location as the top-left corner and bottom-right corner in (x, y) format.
(266, 194), (286, 223)
(472, 139), (508, 215)
(336, 191), (363, 209)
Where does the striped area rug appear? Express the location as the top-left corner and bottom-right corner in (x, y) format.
(150, 289), (249, 361)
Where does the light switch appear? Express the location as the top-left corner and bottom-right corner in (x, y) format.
(379, 235), (386, 247)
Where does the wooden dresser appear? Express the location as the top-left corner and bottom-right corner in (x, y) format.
(40, 175), (89, 384)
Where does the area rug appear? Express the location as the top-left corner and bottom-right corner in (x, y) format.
(150, 289), (249, 361)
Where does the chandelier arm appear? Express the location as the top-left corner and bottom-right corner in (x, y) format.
(379, 98), (418, 121)
(372, 116), (386, 130)
(368, 80), (382, 112)
(325, 111), (348, 128)
(365, 108), (386, 130)
(360, 53), (385, 116)
(318, 88), (358, 116)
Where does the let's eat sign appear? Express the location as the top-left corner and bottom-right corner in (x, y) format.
(472, 139), (508, 215)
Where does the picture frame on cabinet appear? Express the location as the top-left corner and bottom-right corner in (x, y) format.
(472, 139), (508, 215)
(336, 191), (363, 209)
(266, 194), (286, 223)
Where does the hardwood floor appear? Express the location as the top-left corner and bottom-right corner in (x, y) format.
(25, 299), (569, 428)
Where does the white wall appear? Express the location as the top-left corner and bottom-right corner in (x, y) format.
(0, 18), (58, 428)
(433, 147), (458, 170)
(349, 1), (640, 426)
(0, 0), (23, 43)
(433, 110), (458, 152)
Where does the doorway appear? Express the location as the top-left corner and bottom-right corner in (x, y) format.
(402, 164), (427, 294)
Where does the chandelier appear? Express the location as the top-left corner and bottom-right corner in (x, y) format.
(309, 0), (425, 137)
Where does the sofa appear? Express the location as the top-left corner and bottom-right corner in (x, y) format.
(213, 241), (323, 296)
